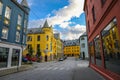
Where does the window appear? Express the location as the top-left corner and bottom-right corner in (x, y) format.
(11, 49), (20, 66)
(81, 37), (85, 40)
(0, 47), (9, 68)
(4, 6), (11, 25)
(17, 15), (22, 26)
(89, 42), (94, 64)
(101, 0), (106, 5)
(27, 36), (32, 41)
(37, 35), (40, 41)
(88, 21), (90, 32)
(46, 35), (49, 41)
(24, 20), (27, 33)
(16, 31), (20, 42)
(50, 43), (52, 51)
(22, 35), (25, 44)
(24, 20), (27, 28)
(82, 43), (85, 48)
(17, 15), (22, 30)
(94, 35), (102, 66)
(0, 1), (3, 16)
(92, 6), (96, 22)
(37, 44), (40, 49)
(2, 27), (8, 39)
(46, 44), (48, 49)
(27, 44), (32, 49)
(101, 18), (120, 75)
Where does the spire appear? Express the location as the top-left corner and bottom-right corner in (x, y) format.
(43, 20), (49, 28)
(21, 0), (29, 8)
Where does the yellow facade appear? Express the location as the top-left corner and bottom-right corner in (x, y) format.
(64, 46), (80, 57)
(23, 20), (58, 61)
(54, 33), (63, 59)
(56, 39), (63, 59)
(102, 25), (120, 55)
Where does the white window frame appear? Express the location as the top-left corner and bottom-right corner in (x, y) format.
(16, 31), (20, 42)
(5, 6), (11, 19)
(22, 35), (25, 44)
(1, 27), (8, 39)
(17, 14), (22, 26)
(0, 1), (3, 15)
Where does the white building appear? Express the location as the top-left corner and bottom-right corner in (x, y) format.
(79, 32), (89, 59)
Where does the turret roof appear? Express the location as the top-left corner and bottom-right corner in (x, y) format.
(43, 20), (49, 28)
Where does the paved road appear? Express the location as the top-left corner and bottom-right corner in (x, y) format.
(0, 57), (105, 80)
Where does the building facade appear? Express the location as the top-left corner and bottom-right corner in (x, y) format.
(64, 39), (80, 57)
(0, 0), (30, 69)
(79, 32), (89, 59)
(23, 20), (61, 62)
(54, 33), (64, 59)
(84, 0), (120, 79)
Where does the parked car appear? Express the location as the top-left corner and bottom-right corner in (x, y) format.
(31, 57), (38, 62)
(22, 57), (28, 62)
(63, 56), (67, 60)
(58, 58), (64, 61)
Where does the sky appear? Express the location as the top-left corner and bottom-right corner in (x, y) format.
(18, 0), (86, 40)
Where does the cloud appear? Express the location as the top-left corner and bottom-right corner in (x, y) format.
(17, 0), (33, 7)
(60, 25), (86, 40)
(28, 0), (85, 40)
(29, 0), (85, 28)
(47, 0), (84, 27)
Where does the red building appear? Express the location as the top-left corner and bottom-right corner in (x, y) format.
(84, 0), (120, 80)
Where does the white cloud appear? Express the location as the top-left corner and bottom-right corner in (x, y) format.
(28, 0), (85, 40)
(17, 0), (33, 7)
(61, 25), (86, 40)
(47, 0), (84, 27)
(29, 0), (85, 28)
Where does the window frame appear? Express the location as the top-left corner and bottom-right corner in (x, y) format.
(1, 27), (8, 39)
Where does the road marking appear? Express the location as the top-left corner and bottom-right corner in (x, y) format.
(53, 67), (58, 70)
(46, 67), (52, 70)
(59, 68), (64, 70)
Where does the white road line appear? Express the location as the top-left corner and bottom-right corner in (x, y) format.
(59, 67), (64, 70)
(46, 67), (52, 70)
(53, 67), (58, 70)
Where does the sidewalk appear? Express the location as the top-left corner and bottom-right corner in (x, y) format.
(0, 65), (32, 77)
(73, 60), (105, 80)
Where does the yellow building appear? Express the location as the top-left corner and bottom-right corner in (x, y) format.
(64, 40), (80, 57)
(54, 33), (64, 59)
(102, 25), (120, 57)
(23, 20), (57, 61)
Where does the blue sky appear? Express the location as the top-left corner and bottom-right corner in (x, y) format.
(19, 0), (86, 40)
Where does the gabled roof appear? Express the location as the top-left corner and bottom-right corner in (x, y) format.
(43, 20), (49, 28)
(21, 0), (29, 8)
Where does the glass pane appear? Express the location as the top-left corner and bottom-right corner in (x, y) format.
(0, 2), (3, 15)
(0, 47), (9, 68)
(89, 42), (95, 64)
(101, 18), (120, 75)
(11, 49), (20, 66)
(17, 15), (22, 25)
(16, 31), (20, 42)
(5, 6), (11, 19)
(94, 35), (102, 66)
(2, 28), (8, 39)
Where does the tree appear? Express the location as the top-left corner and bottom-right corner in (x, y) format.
(28, 46), (34, 63)
(37, 48), (41, 62)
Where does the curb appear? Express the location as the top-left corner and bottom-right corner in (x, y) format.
(0, 65), (32, 77)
